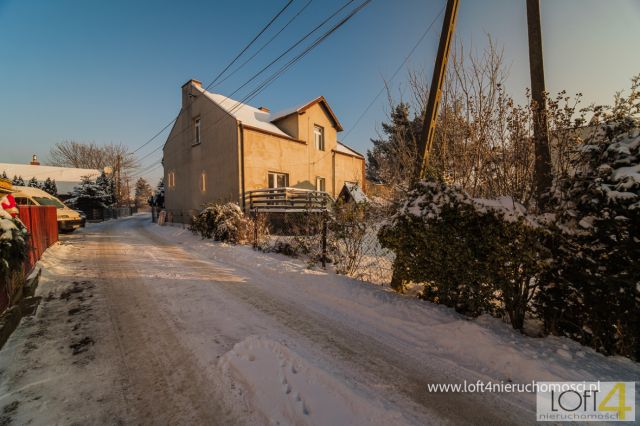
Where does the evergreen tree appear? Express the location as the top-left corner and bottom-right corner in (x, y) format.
(66, 175), (109, 208)
(96, 171), (115, 206)
(148, 178), (165, 208)
(134, 177), (152, 208)
(366, 103), (422, 192)
(27, 177), (40, 188)
(537, 117), (640, 359)
(11, 175), (25, 186)
(42, 178), (58, 196)
(1, 171), (7, 179)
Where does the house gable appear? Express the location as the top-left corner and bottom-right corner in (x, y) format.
(270, 96), (344, 133)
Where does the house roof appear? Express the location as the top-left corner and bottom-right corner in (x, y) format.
(194, 86), (361, 154)
(335, 142), (364, 159)
(339, 182), (368, 203)
(197, 88), (291, 138)
(270, 96), (344, 131)
(0, 163), (100, 195)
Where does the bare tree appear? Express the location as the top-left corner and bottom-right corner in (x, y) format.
(368, 36), (584, 208)
(48, 140), (139, 206)
(48, 141), (138, 173)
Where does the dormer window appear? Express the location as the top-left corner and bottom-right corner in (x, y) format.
(314, 125), (324, 151)
(194, 117), (201, 145)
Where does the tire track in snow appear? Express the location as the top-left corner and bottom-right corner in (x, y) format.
(131, 218), (534, 425)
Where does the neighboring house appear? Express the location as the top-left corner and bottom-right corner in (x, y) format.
(0, 157), (100, 196)
(163, 79), (365, 222)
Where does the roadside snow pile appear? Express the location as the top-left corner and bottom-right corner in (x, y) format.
(218, 335), (407, 426)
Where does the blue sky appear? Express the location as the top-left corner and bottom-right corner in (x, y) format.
(1, 0), (639, 184)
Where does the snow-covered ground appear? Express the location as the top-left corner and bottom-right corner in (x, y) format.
(0, 214), (637, 425)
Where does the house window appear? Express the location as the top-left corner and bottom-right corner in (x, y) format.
(315, 177), (325, 192)
(268, 172), (289, 188)
(168, 172), (176, 188)
(194, 117), (201, 145)
(200, 171), (206, 192)
(314, 125), (324, 151)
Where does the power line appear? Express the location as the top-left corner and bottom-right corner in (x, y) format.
(214, 0), (314, 89)
(341, 4), (445, 143)
(135, 0), (371, 178)
(136, 0), (362, 165)
(219, 0), (357, 107)
(228, 0), (372, 114)
(131, 0), (294, 156)
(204, 0), (295, 90)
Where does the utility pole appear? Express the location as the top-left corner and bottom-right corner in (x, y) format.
(115, 155), (121, 207)
(526, 0), (552, 209)
(391, 0), (460, 292)
(415, 0), (460, 179)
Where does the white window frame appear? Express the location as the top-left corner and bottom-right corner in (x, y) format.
(315, 176), (325, 192)
(194, 117), (201, 145)
(314, 125), (325, 151)
(268, 171), (289, 188)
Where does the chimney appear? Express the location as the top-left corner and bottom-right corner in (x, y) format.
(258, 106), (270, 113)
(181, 79), (203, 107)
(30, 154), (40, 166)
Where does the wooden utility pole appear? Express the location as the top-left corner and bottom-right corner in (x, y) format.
(115, 154), (121, 207)
(526, 0), (552, 208)
(415, 0), (460, 179)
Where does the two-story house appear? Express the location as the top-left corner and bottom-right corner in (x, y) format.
(163, 79), (365, 222)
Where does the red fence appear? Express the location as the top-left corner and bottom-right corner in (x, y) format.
(18, 205), (59, 273)
(0, 206), (57, 313)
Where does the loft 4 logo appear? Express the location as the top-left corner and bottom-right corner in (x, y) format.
(537, 382), (636, 422)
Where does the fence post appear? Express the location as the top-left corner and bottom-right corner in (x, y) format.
(253, 210), (258, 250)
(321, 216), (327, 268)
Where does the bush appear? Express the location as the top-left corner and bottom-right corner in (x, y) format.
(380, 182), (550, 327)
(329, 201), (369, 276)
(536, 118), (640, 359)
(189, 202), (248, 243)
(0, 213), (28, 304)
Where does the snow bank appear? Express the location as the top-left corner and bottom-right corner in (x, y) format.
(218, 336), (407, 426)
(149, 222), (640, 390)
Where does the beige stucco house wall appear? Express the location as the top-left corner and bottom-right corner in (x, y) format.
(163, 79), (365, 222)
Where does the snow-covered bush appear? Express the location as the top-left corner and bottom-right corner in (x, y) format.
(0, 211), (28, 301)
(189, 202), (248, 243)
(536, 116), (640, 359)
(379, 182), (550, 327)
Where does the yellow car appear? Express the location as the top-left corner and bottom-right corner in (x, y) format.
(12, 186), (85, 233)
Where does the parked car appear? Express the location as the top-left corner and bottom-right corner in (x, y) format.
(12, 186), (84, 233)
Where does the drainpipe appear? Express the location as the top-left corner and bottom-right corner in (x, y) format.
(332, 151), (336, 197)
(239, 122), (246, 210)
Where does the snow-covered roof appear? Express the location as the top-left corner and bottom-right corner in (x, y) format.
(0, 163), (100, 195)
(340, 182), (368, 203)
(335, 142), (364, 159)
(197, 88), (291, 138)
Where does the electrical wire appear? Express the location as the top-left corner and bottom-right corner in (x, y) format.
(131, 0), (294, 155)
(213, 0), (314, 89)
(341, 4), (445, 142)
(134, 0), (371, 180)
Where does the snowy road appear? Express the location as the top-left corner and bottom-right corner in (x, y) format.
(1, 214), (637, 425)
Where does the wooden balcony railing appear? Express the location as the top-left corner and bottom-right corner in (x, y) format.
(245, 187), (333, 213)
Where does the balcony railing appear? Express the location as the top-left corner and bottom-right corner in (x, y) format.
(245, 187), (333, 213)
